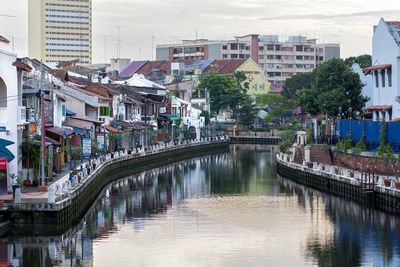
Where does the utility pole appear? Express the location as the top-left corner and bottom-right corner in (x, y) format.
(114, 25), (127, 58)
(40, 61), (46, 187)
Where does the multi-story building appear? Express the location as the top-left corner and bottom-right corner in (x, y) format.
(28, 0), (92, 64)
(156, 34), (340, 86)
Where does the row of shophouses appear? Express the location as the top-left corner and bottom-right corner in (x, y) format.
(0, 39), (215, 186)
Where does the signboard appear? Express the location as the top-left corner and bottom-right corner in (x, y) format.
(62, 104), (66, 117)
(159, 107), (167, 114)
(97, 133), (105, 149)
(29, 123), (37, 134)
(0, 158), (7, 170)
(83, 137), (92, 158)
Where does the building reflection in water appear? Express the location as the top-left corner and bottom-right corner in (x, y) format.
(0, 145), (400, 266)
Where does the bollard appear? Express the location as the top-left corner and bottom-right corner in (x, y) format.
(14, 188), (22, 203)
(48, 187), (56, 203)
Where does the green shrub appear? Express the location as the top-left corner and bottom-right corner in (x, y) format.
(355, 135), (367, 151)
(343, 138), (353, 150)
(279, 139), (292, 154)
(254, 127), (271, 132)
(306, 129), (314, 145)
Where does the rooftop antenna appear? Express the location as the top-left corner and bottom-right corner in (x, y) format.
(99, 35), (111, 62)
(114, 25), (127, 58)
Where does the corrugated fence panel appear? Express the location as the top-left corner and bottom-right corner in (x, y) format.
(388, 122), (400, 143)
(351, 121), (363, 140)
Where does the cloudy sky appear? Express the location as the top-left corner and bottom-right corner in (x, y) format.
(1, 0), (399, 63)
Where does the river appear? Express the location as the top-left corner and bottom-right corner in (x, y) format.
(1, 144), (400, 266)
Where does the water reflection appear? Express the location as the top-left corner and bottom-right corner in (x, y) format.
(1, 145), (400, 266)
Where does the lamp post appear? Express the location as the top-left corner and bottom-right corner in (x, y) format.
(338, 107), (342, 142)
(80, 133), (83, 172)
(64, 131), (72, 181)
(91, 125), (97, 160)
(150, 126), (153, 148)
(114, 123), (121, 152)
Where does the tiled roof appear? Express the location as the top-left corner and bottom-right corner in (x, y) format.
(12, 61), (32, 72)
(366, 105), (392, 111)
(0, 35), (9, 44)
(104, 125), (124, 133)
(119, 61), (147, 77)
(46, 127), (74, 136)
(218, 59), (247, 74)
(64, 84), (112, 101)
(363, 64), (392, 75)
(387, 21), (400, 38)
(71, 116), (103, 124)
(51, 69), (68, 81)
(136, 61), (163, 76)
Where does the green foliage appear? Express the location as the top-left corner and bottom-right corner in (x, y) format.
(279, 139), (292, 154)
(256, 93), (295, 124)
(298, 58), (369, 117)
(200, 111), (210, 125)
(282, 71), (316, 100)
(198, 74), (241, 114)
(233, 71), (249, 92)
(238, 95), (256, 125)
(344, 54), (372, 69)
(253, 127), (271, 132)
(350, 147), (362, 155)
(306, 129), (314, 145)
(355, 135), (367, 151)
(71, 147), (82, 160)
(343, 137), (353, 150)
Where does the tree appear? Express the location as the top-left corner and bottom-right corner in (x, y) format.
(256, 93), (296, 124)
(233, 71), (249, 92)
(238, 95), (256, 125)
(344, 54), (371, 69)
(299, 58), (369, 118)
(282, 71), (315, 100)
(197, 74), (238, 114)
(200, 110), (210, 125)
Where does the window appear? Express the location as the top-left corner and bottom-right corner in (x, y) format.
(245, 54), (250, 58)
(267, 55), (274, 59)
(245, 46), (250, 50)
(375, 70), (379, 87)
(388, 68), (392, 87)
(285, 55), (293, 60)
(275, 55), (282, 60)
(267, 45), (274, 51)
(266, 63), (274, 68)
(230, 43), (238, 50)
(296, 55), (303, 60)
(259, 46), (264, 51)
(184, 48), (190, 53)
(381, 70), (385, 87)
(239, 44), (245, 49)
(0, 77), (7, 108)
(259, 55), (264, 59)
(231, 54), (238, 58)
(100, 106), (109, 116)
(239, 54), (245, 58)
(319, 56), (323, 61)
(222, 45), (227, 50)
(260, 63), (264, 68)
(296, 45), (303, 52)
(222, 54), (228, 59)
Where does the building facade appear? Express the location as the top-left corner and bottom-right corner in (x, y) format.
(156, 34), (340, 86)
(363, 18), (400, 121)
(28, 0), (92, 64)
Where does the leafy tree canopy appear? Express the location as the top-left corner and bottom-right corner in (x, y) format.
(344, 54), (372, 69)
(256, 93), (296, 123)
(282, 71), (316, 100)
(299, 58), (369, 118)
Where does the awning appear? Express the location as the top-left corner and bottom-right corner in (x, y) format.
(46, 127), (74, 136)
(366, 105), (392, 111)
(158, 114), (179, 121)
(33, 137), (61, 147)
(363, 64), (392, 75)
(71, 116), (103, 125)
(66, 109), (76, 116)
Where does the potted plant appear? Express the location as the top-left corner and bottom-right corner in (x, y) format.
(307, 162), (313, 168)
(349, 171), (354, 178)
(334, 168), (339, 174)
(384, 179), (391, 187)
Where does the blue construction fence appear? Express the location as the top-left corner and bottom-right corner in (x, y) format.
(334, 120), (400, 152)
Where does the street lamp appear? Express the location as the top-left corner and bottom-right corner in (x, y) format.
(64, 131), (72, 181)
(91, 125), (97, 160)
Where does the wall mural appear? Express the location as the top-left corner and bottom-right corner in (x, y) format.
(0, 139), (14, 162)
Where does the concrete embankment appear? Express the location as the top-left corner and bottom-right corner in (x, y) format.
(1, 140), (229, 232)
(276, 153), (400, 214)
(229, 136), (280, 145)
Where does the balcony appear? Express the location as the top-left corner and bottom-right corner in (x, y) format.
(17, 106), (27, 125)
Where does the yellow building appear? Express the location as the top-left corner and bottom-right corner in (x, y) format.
(235, 58), (270, 97)
(28, 0), (92, 64)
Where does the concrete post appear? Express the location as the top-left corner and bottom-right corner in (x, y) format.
(48, 187), (55, 203)
(14, 188), (21, 203)
(304, 145), (311, 163)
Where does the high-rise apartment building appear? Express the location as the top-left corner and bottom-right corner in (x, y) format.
(156, 34), (340, 86)
(28, 0), (92, 64)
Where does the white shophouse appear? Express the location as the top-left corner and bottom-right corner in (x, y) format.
(363, 18), (400, 121)
(0, 39), (30, 192)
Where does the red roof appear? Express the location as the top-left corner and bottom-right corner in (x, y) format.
(104, 125), (124, 133)
(203, 59), (246, 75)
(12, 61), (32, 72)
(46, 127), (74, 136)
(64, 84), (112, 101)
(51, 69), (68, 81)
(0, 35), (9, 44)
(363, 64), (392, 75)
(387, 21), (400, 38)
(366, 105), (392, 111)
(391, 118), (400, 122)
(136, 61), (163, 76)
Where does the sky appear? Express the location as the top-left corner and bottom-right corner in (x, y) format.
(1, 0), (399, 63)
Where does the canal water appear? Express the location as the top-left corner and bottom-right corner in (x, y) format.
(2, 144), (400, 266)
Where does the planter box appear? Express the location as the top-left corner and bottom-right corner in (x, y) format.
(38, 186), (48, 192)
(384, 179), (391, 187)
(395, 182), (400, 190)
